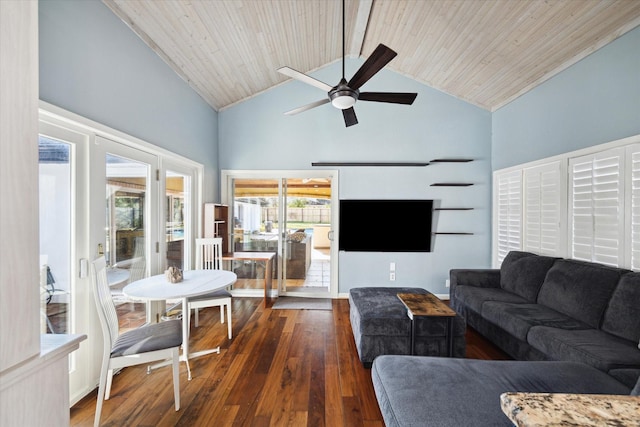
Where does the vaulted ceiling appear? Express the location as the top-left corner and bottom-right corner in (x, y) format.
(104, 0), (640, 112)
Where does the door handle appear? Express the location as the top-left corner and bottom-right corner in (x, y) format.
(328, 230), (334, 241)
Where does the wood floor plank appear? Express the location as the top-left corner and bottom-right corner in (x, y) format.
(324, 363), (343, 423)
(71, 297), (509, 426)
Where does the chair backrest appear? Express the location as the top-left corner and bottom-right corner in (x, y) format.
(128, 236), (146, 283)
(92, 256), (120, 351)
(195, 237), (222, 270)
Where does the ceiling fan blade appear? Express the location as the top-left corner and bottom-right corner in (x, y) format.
(347, 44), (397, 90)
(359, 92), (417, 105)
(342, 107), (358, 127)
(278, 66), (333, 92)
(284, 98), (330, 116)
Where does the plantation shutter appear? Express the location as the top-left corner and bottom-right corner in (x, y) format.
(523, 161), (564, 257)
(627, 144), (640, 270)
(569, 148), (625, 267)
(494, 169), (522, 266)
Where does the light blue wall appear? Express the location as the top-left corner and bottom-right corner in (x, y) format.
(39, 0), (219, 201)
(492, 26), (640, 171)
(40, 0), (636, 295)
(220, 61), (492, 295)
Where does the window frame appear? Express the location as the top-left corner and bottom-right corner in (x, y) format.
(492, 134), (640, 270)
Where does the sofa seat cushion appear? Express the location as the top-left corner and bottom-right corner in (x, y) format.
(536, 259), (628, 328)
(482, 302), (591, 341)
(372, 356), (631, 427)
(601, 272), (640, 343)
(454, 285), (528, 314)
(528, 326), (640, 373)
(608, 368), (640, 390)
(349, 287), (429, 336)
(500, 251), (558, 302)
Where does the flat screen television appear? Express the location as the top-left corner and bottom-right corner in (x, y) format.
(339, 199), (434, 252)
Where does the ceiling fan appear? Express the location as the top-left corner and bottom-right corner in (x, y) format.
(277, 0), (417, 127)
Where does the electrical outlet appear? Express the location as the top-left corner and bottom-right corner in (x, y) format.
(390, 272), (396, 281)
(445, 279), (450, 288)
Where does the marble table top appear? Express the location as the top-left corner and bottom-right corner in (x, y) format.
(500, 392), (640, 426)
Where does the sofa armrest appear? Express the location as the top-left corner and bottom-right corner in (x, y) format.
(450, 269), (501, 292)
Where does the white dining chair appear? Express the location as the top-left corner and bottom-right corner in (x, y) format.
(91, 256), (182, 427)
(188, 237), (233, 339)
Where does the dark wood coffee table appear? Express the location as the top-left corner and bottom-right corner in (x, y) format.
(397, 293), (457, 356)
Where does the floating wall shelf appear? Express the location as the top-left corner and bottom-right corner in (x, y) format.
(432, 232), (474, 235)
(312, 161), (430, 167)
(430, 183), (474, 187)
(430, 158), (474, 163)
(434, 208), (474, 211)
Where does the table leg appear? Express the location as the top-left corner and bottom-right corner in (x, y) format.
(264, 258), (272, 307)
(410, 318), (416, 355)
(148, 300), (166, 324)
(149, 297), (221, 380)
(447, 317), (454, 357)
(181, 297), (192, 380)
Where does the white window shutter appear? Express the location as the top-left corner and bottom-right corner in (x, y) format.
(523, 161), (565, 257)
(494, 169), (522, 266)
(569, 148), (625, 267)
(627, 144), (640, 270)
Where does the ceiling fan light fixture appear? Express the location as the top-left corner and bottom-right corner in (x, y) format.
(331, 94), (357, 109)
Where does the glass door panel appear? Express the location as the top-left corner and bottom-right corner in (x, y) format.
(232, 178), (279, 293)
(38, 136), (72, 334)
(281, 178), (331, 296)
(165, 170), (190, 270)
(106, 154), (149, 289)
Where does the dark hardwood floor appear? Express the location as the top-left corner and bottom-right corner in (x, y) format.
(70, 298), (509, 426)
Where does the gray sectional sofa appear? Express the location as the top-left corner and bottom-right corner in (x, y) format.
(371, 251), (640, 426)
(373, 357), (639, 427)
(451, 250), (640, 388)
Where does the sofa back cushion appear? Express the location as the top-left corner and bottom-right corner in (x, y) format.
(601, 272), (640, 343)
(537, 259), (626, 328)
(500, 251), (558, 302)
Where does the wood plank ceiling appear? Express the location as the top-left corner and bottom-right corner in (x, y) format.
(104, 0), (640, 112)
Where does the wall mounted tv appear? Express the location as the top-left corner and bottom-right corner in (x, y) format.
(339, 199), (434, 252)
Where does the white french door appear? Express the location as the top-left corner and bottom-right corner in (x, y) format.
(90, 135), (160, 310)
(38, 121), (89, 404)
(39, 105), (203, 406)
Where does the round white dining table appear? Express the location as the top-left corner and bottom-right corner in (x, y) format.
(124, 269), (237, 380)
